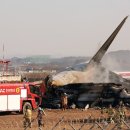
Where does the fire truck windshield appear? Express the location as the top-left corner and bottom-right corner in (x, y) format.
(29, 85), (41, 95)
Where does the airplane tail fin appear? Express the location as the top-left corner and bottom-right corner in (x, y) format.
(89, 16), (128, 64)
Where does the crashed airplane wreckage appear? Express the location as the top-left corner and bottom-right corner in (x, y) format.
(43, 16), (130, 108)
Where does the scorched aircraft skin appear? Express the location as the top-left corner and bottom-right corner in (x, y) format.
(43, 16), (130, 108)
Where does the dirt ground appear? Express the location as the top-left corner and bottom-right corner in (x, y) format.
(0, 108), (130, 130)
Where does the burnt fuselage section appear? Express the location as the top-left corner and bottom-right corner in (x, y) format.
(43, 83), (130, 108)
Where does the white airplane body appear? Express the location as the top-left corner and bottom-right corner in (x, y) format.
(47, 16), (129, 88)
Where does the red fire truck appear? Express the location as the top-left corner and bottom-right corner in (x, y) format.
(0, 82), (42, 113)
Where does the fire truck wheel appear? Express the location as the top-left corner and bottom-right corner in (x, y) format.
(23, 102), (32, 114)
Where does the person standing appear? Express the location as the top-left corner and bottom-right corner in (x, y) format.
(37, 107), (46, 129)
(23, 106), (32, 128)
(107, 104), (115, 123)
(116, 101), (126, 129)
(119, 101), (126, 120)
(61, 93), (68, 110)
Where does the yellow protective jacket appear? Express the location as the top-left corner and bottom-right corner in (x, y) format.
(24, 109), (32, 119)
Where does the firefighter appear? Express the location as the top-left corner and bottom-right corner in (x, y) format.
(107, 104), (115, 123)
(119, 101), (126, 121)
(23, 106), (32, 128)
(61, 93), (68, 110)
(116, 105), (123, 129)
(116, 102), (126, 129)
(37, 107), (46, 129)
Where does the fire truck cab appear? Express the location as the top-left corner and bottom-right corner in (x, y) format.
(0, 82), (42, 113)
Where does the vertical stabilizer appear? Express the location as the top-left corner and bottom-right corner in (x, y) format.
(89, 16), (128, 64)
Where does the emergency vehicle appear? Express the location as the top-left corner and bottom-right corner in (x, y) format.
(0, 82), (42, 113)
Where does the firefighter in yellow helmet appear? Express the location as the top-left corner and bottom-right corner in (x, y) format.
(23, 105), (32, 128)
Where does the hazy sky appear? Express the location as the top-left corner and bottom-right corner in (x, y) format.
(0, 0), (130, 58)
